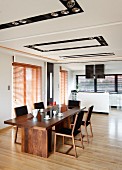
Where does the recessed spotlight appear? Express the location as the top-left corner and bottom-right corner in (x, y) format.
(19, 20), (27, 24)
(67, 0), (75, 8)
(61, 10), (69, 15)
(72, 7), (80, 13)
(51, 12), (59, 17)
(12, 21), (19, 25)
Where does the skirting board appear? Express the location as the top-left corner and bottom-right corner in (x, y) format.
(0, 125), (13, 132)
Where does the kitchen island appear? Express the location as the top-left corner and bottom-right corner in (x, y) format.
(77, 92), (109, 114)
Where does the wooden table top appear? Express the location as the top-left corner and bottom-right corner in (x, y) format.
(4, 107), (85, 130)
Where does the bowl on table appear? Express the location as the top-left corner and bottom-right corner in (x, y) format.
(57, 112), (63, 117)
(44, 115), (51, 120)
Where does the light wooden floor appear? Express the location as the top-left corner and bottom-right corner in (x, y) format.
(0, 108), (122, 170)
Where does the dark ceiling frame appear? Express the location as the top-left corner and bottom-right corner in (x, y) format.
(0, 0), (83, 30)
(59, 52), (115, 59)
(25, 36), (108, 52)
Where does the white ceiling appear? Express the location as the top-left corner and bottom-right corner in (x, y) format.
(0, 0), (122, 70)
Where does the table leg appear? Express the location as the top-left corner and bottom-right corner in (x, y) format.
(21, 127), (48, 158)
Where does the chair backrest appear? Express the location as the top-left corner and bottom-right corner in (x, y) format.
(68, 100), (81, 109)
(34, 102), (45, 109)
(72, 110), (84, 134)
(86, 105), (94, 122)
(14, 105), (28, 117)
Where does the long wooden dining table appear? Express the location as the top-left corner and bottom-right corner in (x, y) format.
(4, 106), (84, 158)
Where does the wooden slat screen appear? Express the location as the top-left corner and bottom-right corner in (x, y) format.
(13, 62), (42, 113)
(60, 70), (68, 105)
(13, 66), (24, 107)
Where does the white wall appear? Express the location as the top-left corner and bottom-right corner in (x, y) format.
(105, 62), (122, 74)
(0, 50), (12, 129)
(0, 49), (45, 129)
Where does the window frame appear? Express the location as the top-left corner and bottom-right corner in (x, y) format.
(76, 74), (122, 93)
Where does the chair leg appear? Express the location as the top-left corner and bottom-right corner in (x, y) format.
(84, 125), (89, 143)
(90, 123), (93, 137)
(72, 136), (77, 158)
(63, 136), (64, 145)
(54, 133), (57, 153)
(80, 127), (84, 149)
(14, 126), (18, 143)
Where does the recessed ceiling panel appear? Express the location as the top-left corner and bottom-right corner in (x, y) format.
(33, 39), (99, 51)
(25, 36), (108, 52)
(59, 52), (115, 59)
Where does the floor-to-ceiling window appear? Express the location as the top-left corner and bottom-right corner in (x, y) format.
(13, 62), (42, 113)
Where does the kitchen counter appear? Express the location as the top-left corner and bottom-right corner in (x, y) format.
(77, 92), (109, 114)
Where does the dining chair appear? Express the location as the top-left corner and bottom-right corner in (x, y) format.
(54, 110), (84, 158)
(68, 100), (81, 109)
(14, 105), (28, 144)
(68, 100), (81, 123)
(81, 105), (94, 143)
(34, 102), (45, 109)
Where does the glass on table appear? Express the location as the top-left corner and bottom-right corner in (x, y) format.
(32, 109), (38, 117)
(40, 109), (44, 113)
(53, 110), (57, 116)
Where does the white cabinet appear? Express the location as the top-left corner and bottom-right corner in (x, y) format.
(77, 92), (109, 113)
(109, 94), (122, 107)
